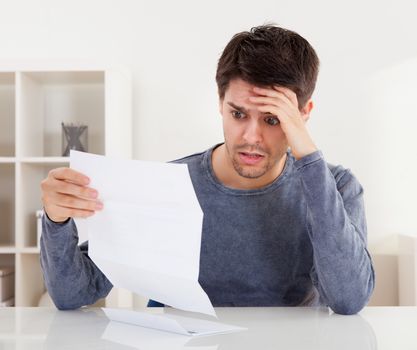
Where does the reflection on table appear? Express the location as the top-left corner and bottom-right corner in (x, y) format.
(1, 306), (416, 349)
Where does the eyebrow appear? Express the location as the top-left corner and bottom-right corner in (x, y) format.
(227, 102), (249, 114)
(226, 101), (276, 117)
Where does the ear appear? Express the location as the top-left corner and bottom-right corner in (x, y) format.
(300, 99), (314, 122)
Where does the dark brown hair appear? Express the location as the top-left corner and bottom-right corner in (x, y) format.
(216, 24), (320, 109)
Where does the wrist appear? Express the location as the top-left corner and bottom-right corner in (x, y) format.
(292, 146), (318, 161)
(44, 209), (70, 224)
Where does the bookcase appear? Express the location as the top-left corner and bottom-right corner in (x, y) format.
(0, 64), (132, 307)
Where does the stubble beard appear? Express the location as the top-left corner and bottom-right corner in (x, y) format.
(225, 142), (277, 179)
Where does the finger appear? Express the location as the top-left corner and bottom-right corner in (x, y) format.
(47, 203), (96, 219)
(272, 86), (298, 107)
(249, 95), (295, 112)
(51, 192), (103, 211)
(48, 177), (99, 199)
(252, 86), (281, 99)
(252, 86), (296, 109)
(252, 98), (293, 119)
(257, 105), (290, 123)
(49, 167), (90, 186)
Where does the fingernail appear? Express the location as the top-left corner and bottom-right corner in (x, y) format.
(90, 191), (98, 198)
(96, 202), (103, 210)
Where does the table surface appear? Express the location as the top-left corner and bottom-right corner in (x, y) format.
(0, 306), (416, 349)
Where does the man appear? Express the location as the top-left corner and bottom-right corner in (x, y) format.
(40, 25), (375, 315)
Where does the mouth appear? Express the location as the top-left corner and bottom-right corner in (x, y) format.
(238, 152), (265, 165)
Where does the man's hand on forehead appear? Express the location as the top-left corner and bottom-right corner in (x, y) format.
(248, 85), (318, 160)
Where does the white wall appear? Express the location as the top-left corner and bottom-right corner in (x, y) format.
(1, 0), (417, 303)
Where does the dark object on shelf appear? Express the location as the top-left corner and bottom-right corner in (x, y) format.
(0, 267), (14, 303)
(62, 122), (88, 156)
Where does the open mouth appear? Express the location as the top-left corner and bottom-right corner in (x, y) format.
(238, 152), (265, 165)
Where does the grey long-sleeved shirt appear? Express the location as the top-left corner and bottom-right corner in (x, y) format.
(40, 146), (375, 314)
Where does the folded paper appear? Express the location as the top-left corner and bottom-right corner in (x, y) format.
(103, 308), (246, 337)
(70, 151), (215, 317)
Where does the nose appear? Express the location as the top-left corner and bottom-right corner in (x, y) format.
(242, 119), (263, 145)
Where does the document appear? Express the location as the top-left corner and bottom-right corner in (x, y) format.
(102, 320), (199, 348)
(102, 308), (246, 337)
(70, 151), (215, 317)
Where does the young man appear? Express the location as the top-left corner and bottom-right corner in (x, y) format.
(40, 25), (375, 315)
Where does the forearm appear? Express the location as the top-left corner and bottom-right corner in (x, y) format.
(40, 214), (113, 309)
(295, 151), (375, 315)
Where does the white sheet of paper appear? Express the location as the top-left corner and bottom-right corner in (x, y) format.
(70, 151), (215, 317)
(102, 321), (199, 349)
(102, 308), (246, 337)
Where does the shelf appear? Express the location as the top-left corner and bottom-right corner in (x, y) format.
(0, 157), (16, 163)
(0, 163), (15, 246)
(0, 66), (132, 307)
(0, 246), (17, 254)
(0, 157), (70, 166)
(20, 157), (69, 164)
(0, 72), (15, 157)
(19, 248), (40, 254)
(17, 71), (105, 158)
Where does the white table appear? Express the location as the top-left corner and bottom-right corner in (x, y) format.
(0, 306), (415, 349)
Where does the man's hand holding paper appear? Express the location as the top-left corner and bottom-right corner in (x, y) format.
(41, 167), (103, 223)
(69, 150), (216, 317)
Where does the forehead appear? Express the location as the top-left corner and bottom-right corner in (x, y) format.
(224, 78), (259, 101)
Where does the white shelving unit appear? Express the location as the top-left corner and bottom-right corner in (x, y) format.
(0, 64), (132, 307)
(398, 234), (417, 306)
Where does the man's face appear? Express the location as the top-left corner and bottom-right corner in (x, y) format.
(219, 78), (289, 180)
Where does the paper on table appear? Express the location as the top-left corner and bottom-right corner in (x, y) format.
(102, 320), (200, 349)
(70, 151), (215, 317)
(102, 308), (246, 337)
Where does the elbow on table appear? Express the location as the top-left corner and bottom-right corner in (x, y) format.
(330, 284), (374, 315)
(50, 292), (83, 311)
(54, 302), (80, 311)
(47, 281), (112, 311)
(330, 299), (367, 315)
(330, 267), (375, 315)
(45, 276), (113, 311)
(46, 283), (85, 310)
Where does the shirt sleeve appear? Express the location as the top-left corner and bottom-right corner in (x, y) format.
(40, 213), (113, 310)
(294, 150), (375, 315)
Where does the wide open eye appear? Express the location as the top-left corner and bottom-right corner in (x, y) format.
(231, 110), (245, 119)
(265, 116), (280, 126)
